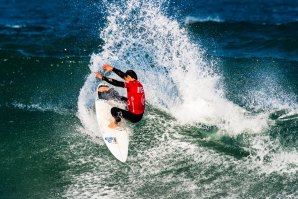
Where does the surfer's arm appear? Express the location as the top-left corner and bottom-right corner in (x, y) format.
(112, 68), (125, 79)
(103, 64), (125, 79)
(102, 76), (125, 88)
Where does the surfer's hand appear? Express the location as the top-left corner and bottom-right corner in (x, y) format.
(102, 64), (113, 72)
(95, 72), (103, 79)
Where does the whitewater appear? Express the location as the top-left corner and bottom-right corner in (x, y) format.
(73, 0), (298, 198)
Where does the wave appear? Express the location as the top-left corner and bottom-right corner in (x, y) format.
(11, 101), (71, 115)
(184, 15), (298, 26)
(0, 24), (49, 33)
(78, 0), (274, 136)
(3, 24), (25, 29)
(76, 0), (298, 181)
(77, 0), (298, 135)
(184, 16), (224, 24)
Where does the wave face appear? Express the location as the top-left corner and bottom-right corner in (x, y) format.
(74, 0), (298, 198)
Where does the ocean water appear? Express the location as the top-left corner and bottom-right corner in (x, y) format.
(1, 0), (298, 198)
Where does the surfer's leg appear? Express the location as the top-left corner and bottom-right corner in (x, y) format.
(119, 110), (143, 123)
(111, 107), (123, 122)
(111, 107), (124, 123)
(109, 107), (124, 128)
(111, 107), (143, 125)
(120, 96), (128, 102)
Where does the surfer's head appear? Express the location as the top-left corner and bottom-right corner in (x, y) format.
(124, 70), (138, 81)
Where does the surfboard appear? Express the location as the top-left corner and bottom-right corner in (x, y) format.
(95, 88), (130, 162)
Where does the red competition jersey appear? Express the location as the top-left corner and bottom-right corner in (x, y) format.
(124, 80), (145, 114)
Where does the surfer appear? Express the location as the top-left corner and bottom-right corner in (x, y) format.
(95, 64), (145, 128)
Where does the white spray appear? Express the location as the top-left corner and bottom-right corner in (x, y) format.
(78, 0), (269, 136)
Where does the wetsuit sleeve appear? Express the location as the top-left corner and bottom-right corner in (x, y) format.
(102, 76), (125, 88)
(112, 68), (125, 79)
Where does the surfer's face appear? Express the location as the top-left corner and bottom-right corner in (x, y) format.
(124, 75), (135, 81)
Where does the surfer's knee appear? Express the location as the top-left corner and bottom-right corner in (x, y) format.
(111, 107), (122, 123)
(111, 107), (118, 116)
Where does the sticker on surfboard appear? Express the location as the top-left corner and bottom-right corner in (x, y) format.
(105, 136), (117, 144)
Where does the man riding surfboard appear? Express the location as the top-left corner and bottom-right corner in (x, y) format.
(95, 64), (145, 128)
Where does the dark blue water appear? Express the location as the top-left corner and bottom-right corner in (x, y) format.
(1, 0), (298, 198)
(171, 0), (298, 60)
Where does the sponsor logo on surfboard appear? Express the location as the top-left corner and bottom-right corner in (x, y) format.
(105, 136), (117, 144)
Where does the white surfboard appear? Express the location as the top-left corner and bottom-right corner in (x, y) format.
(95, 90), (130, 162)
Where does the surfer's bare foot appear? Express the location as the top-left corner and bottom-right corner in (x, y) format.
(108, 121), (119, 129)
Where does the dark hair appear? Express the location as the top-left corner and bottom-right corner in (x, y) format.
(125, 70), (138, 80)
